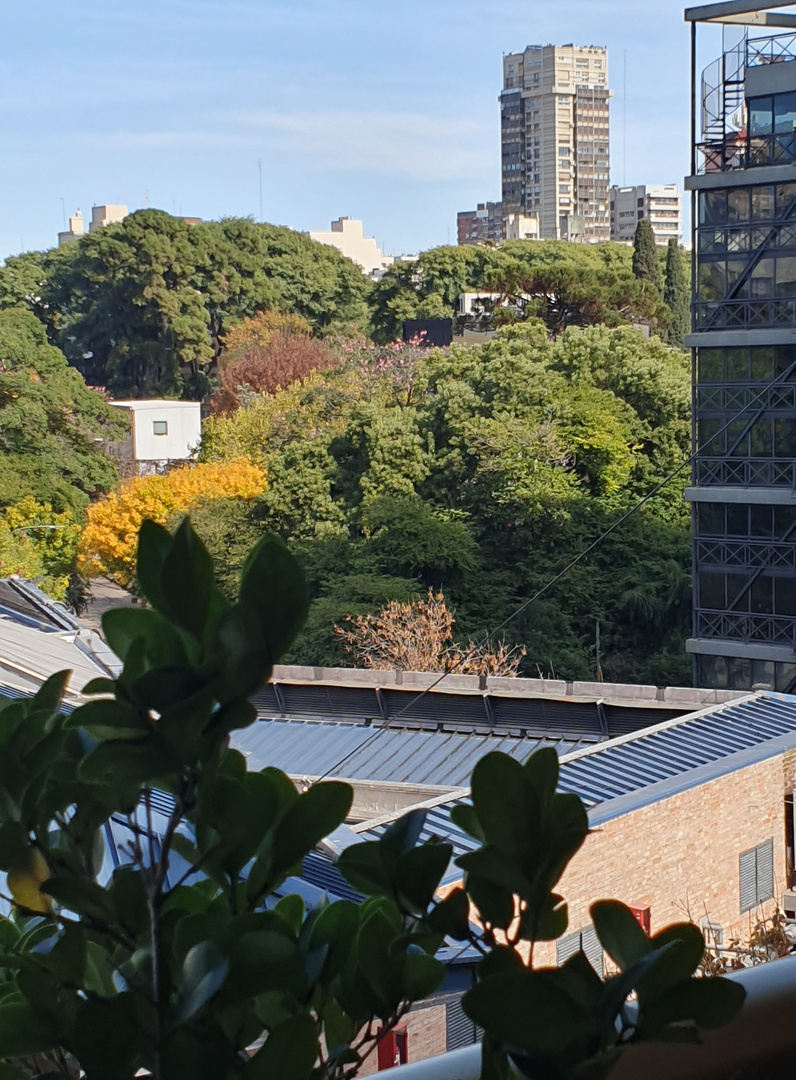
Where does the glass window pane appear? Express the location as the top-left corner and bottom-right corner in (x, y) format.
(751, 504), (773, 537)
(699, 228), (726, 254)
(727, 657), (752, 689)
(750, 347), (774, 379)
(776, 256), (796, 297)
(701, 190), (727, 226)
(727, 348), (748, 380)
(774, 91), (796, 134)
(699, 572), (725, 609)
(728, 420), (749, 457)
(775, 505), (796, 535)
(698, 503), (725, 536)
(726, 259), (747, 295)
(749, 97), (773, 136)
(750, 257), (775, 296)
(777, 182), (796, 215)
(751, 576), (773, 614)
(727, 573), (750, 609)
(775, 345), (796, 376)
(728, 188), (751, 223)
(750, 417), (773, 456)
(727, 505), (747, 536)
(775, 418), (796, 456)
(699, 417), (723, 451)
(752, 186), (776, 220)
(698, 260), (726, 302)
(775, 576), (796, 616)
(698, 349), (724, 381)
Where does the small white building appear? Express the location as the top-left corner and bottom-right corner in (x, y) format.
(609, 184), (682, 245)
(504, 212), (540, 242)
(308, 218), (394, 278)
(110, 400), (202, 472)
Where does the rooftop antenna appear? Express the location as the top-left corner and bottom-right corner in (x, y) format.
(623, 49), (627, 186)
(258, 158), (263, 223)
(60, 197), (66, 229)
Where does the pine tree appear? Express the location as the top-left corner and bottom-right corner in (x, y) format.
(663, 238), (690, 348)
(632, 219), (662, 290)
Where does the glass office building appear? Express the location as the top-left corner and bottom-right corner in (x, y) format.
(687, 3), (796, 691)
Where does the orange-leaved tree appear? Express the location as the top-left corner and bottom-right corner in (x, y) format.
(78, 461), (265, 586)
(220, 309), (312, 363)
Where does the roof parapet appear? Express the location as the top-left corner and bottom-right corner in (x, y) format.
(685, 1), (796, 26)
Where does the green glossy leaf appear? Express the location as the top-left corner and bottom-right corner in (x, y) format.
(30, 671), (69, 715)
(337, 842), (391, 898)
(639, 976), (746, 1036)
(357, 909), (404, 1013)
(591, 901), (651, 971)
(403, 952), (446, 999)
(523, 747), (559, 808)
(272, 782), (353, 876)
(244, 1013), (318, 1080)
(0, 823), (28, 872)
(135, 518), (173, 612)
(310, 900), (360, 979)
(0, 1002), (59, 1058)
(66, 698), (148, 735)
(102, 607), (185, 666)
(239, 535), (310, 661)
(161, 518), (216, 639)
(275, 894), (305, 936)
(176, 941), (230, 1022)
(80, 736), (176, 789)
(81, 677), (117, 696)
(449, 803), (485, 843)
(465, 874), (515, 931)
(379, 810), (426, 864)
(395, 842), (452, 911)
(427, 887), (470, 940)
(477, 946), (525, 980)
(463, 970), (592, 1055)
(470, 753), (538, 858)
(40, 876), (115, 923)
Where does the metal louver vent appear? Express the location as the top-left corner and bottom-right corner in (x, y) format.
(757, 837), (774, 904)
(446, 996), (477, 1051)
(739, 847), (758, 913)
(581, 925), (604, 978)
(556, 931), (582, 966)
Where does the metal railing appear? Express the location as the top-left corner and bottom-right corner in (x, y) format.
(696, 608), (796, 646)
(695, 457), (796, 487)
(693, 297), (796, 329)
(696, 538), (796, 570)
(385, 956), (796, 1080)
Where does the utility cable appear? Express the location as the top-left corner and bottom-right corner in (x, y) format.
(313, 362), (796, 783)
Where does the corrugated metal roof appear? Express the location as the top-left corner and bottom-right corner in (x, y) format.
(231, 718), (597, 788)
(355, 691), (796, 854)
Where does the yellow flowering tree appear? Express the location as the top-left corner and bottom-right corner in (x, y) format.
(79, 461), (266, 586)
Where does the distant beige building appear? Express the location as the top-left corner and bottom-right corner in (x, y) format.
(610, 184), (682, 245)
(309, 218), (394, 278)
(500, 43), (611, 242)
(58, 204), (128, 248)
(58, 209), (85, 248)
(504, 212), (540, 241)
(89, 205), (128, 232)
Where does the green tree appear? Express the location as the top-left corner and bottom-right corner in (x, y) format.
(42, 213), (371, 398)
(201, 325), (692, 682)
(631, 219), (662, 291)
(0, 307), (125, 513)
(663, 238), (690, 348)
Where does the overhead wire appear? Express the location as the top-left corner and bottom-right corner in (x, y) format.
(312, 359), (796, 784)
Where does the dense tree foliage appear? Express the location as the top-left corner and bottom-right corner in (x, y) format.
(33, 213), (371, 398)
(664, 238), (690, 348)
(632, 219), (663, 292)
(0, 308), (125, 513)
(199, 325), (692, 683)
(370, 240), (667, 342)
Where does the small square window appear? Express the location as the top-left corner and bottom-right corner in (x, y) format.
(153, 420), (168, 436)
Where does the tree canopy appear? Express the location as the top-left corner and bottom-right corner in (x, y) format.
(370, 240), (668, 342)
(0, 307), (125, 513)
(199, 325), (692, 683)
(36, 213), (371, 398)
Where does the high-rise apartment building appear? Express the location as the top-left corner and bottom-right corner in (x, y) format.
(457, 202), (506, 245)
(610, 184), (682, 245)
(500, 44), (611, 242)
(687, 2), (796, 693)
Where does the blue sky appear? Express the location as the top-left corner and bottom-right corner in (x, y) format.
(2, 0), (704, 261)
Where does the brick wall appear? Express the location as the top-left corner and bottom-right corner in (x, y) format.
(358, 1003), (448, 1075)
(534, 753), (786, 965)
